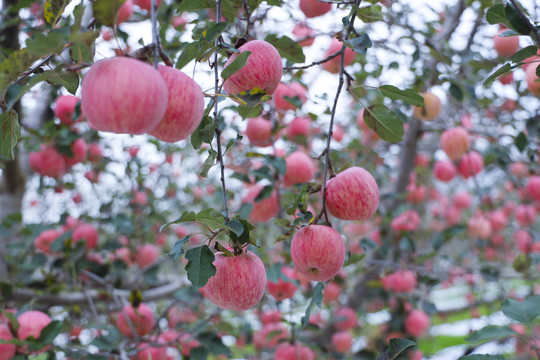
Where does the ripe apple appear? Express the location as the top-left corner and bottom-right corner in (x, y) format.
(178, 333), (201, 357)
(117, 0), (134, 24)
(381, 270), (417, 293)
(413, 92), (441, 121)
(245, 116), (273, 147)
(29, 144), (67, 178)
(274, 342), (315, 360)
(72, 223), (99, 250)
(64, 138), (88, 167)
(444, 205), (461, 226)
(391, 209), (420, 232)
(334, 307), (358, 330)
(267, 276), (297, 301)
(136, 343), (167, 360)
(467, 214), (492, 239)
(222, 40), (282, 97)
(34, 229), (62, 254)
(242, 184), (279, 223)
(260, 309), (282, 324)
(433, 160), (456, 182)
(332, 330), (353, 353)
(54, 95), (81, 125)
(406, 183), (426, 203)
(291, 225), (345, 281)
(493, 29), (519, 58)
(325, 166), (379, 220)
(515, 229), (533, 253)
(510, 162), (528, 178)
(253, 323), (288, 349)
(283, 151), (315, 187)
(322, 38), (356, 74)
(0, 324), (16, 360)
(134, 0), (161, 12)
(299, 0), (331, 18)
(488, 210), (507, 231)
(202, 250), (267, 311)
(453, 191), (471, 209)
(498, 72), (514, 85)
(116, 303), (155, 337)
(287, 116), (311, 141)
(515, 204), (536, 226)
(167, 307), (198, 328)
(149, 66), (204, 142)
(457, 151), (484, 178)
(17, 310), (52, 341)
(292, 23), (315, 47)
(273, 82), (308, 112)
(81, 57), (168, 135)
(134, 244), (160, 268)
(527, 175), (540, 200)
(323, 282), (341, 304)
(525, 63), (540, 96)
(404, 310), (430, 337)
(440, 127), (470, 161)
(172, 15), (188, 29)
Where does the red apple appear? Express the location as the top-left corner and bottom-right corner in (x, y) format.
(467, 214), (492, 239)
(325, 166), (379, 220)
(133, 0), (161, 12)
(0, 324), (16, 360)
(433, 160), (456, 182)
(299, 0), (331, 18)
(34, 229), (61, 254)
(413, 92), (441, 121)
(202, 250), (267, 311)
(283, 151), (315, 187)
(242, 184), (279, 223)
(453, 191), (471, 209)
(382, 270), (417, 293)
(136, 343), (167, 360)
(322, 38), (356, 74)
(222, 40), (282, 97)
(526, 175), (540, 201)
(172, 15), (188, 29)
(29, 144), (67, 178)
(404, 310), (430, 337)
(54, 95), (81, 125)
(323, 282), (341, 304)
(267, 276), (297, 301)
(149, 66), (204, 142)
(64, 138), (88, 167)
(253, 322), (288, 349)
(334, 307), (358, 330)
(515, 204), (536, 226)
(273, 82), (308, 112)
(406, 183), (426, 203)
(245, 116), (273, 147)
(292, 23), (315, 47)
(332, 331), (353, 353)
(116, 303), (155, 337)
(498, 72), (514, 85)
(457, 151), (484, 178)
(274, 342), (315, 360)
(440, 127), (469, 161)
(390, 209), (420, 232)
(287, 116), (311, 141)
(17, 310), (52, 341)
(515, 229), (533, 253)
(179, 333), (200, 357)
(525, 63), (540, 96)
(493, 29), (519, 58)
(72, 223), (99, 250)
(291, 225), (345, 281)
(117, 0), (134, 24)
(134, 244), (160, 268)
(260, 309), (282, 324)
(81, 57), (168, 135)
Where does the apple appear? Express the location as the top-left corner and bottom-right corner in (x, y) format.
(167, 307), (198, 328)
(64, 138), (88, 167)
(54, 95), (81, 125)
(136, 343), (167, 360)
(381, 270), (417, 293)
(267, 276), (297, 301)
(283, 151), (315, 187)
(179, 333), (201, 357)
(467, 214), (492, 239)
(299, 0), (331, 18)
(332, 124), (344, 142)
(172, 15), (188, 29)
(404, 310), (430, 337)
(291, 225), (345, 281)
(493, 29), (519, 58)
(526, 175), (540, 201)
(498, 72), (514, 85)
(444, 205), (461, 226)
(453, 191), (471, 209)
(515, 229), (533, 253)
(222, 40), (282, 97)
(29, 144), (67, 178)
(34, 229), (61, 254)
(323, 282), (341, 304)
(17, 310), (52, 341)
(253, 322), (288, 349)
(274, 342), (315, 360)
(440, 127), (469, 161)
(413, 92), (441, 121)
(322, 38), (356, 74)
(287, 116), (311, 141)
(242, 184), (279, 223)
(245, 116), (273, 147)
(457, 151), (484, 178)
(149, 66), (204, 142)
(292, 23), (315, 47)
(116, 303), (155, 337)
(273, 82), (308, 112)
(134, 244), (160, 268)
(0, 324), (16, 360)
(391, 209), (420, 232)
(406, 183), (426, 203)
(202, 250), (267, 311)
(72, 223), (99, 250)
(81, 57), (168, 135)
(433, 160), (456, 182)
(525, 63), (540, 96)
(510, 162), (528, 178)
(334, 307), (358, 330)
(488, 210), (507, 231)
(117, 0), (134, 24)
(332, 330), (353, 353)
(87, 143), (103, 163)
(260, 309), (282, 324)
(325, 166), (379, 220)
(515, 204), (536, 226)
(134, 0), (161, 12)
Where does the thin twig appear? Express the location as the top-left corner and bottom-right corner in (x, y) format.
(508, 0), (540, 48)
(283, 50), (341, 71)
(150, 0), (159, 68)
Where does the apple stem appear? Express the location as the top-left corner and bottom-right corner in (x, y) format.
(150, 0), (159, 69)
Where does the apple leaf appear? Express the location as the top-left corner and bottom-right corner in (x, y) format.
(300, 282), (324, 328)
(168, 235), (191, 261)
(377, 338), (416, 360)
(185, 245), (216, 289)
(264, 34), (305, 64)
(458, 355), (506, 360)
(363, 105), (404, 143)
(486, 4), (511, 29)
(229, 87), (272, 107)
(343, 33), (372, 55)
(483, 63), (512, 87)
(502, 295), (540, 323)
(190, 347), (210, 360)
(43, 0), (70, 26)
(221, 51), (251, 80)
(37, 320), (63, 344)
(357, 5), (383, 23)
(93, 0), (126, 27)
(378, 85), (424, 106)
(512, 45), (538, 63)
(0, 48), (39, 101)
(200, 149), (217, 178)
(0, 109), (21, 160)
(465, 326), (518, 344)
(515, 131), (528, 152)
(505, 3), (530, 36)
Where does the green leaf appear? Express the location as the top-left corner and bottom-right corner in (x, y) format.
(168, 235), (191, 261)
(363, 105), (404, 143)
(26, 31), (67, 56)
(43, 0), (70, 26)
(221, 51), (252, 80)
(255, 184), (274, 201)
(515, 131), (528, 152)
(458, 355), (506, 360)
(90, 328), (121, 350)
(486, 4), (511, 28)
(505, 3), (530, 36)
(484, 63), (512, 87)
(93, 0), (126, 27)
(237, 104), (262, 119)
(224, 220), (244, 237)
(200, 150), (217, 178)
(343, 33), (372, 54)
(176, 42), (201, 70)
(502, 295), (540, 323)
(0, 48), (39, 100)
(264, 34), (305, 63)
(465, 326), (518, 344)
(185, 245), (216, 289)
(357, 4), (383, 22)
(190, 347), (209, 360)
(513, 45), (538, 63)
(0, 110), (20, 160)
(191, 115), (217, 150)
(38, 320), (62, 343)
(378, 85), (424, 106)
(229, 87), (271, 107)
(300, 282), (324, 328)
(377, 338), (416, 360)
(160, 211), (197, 231)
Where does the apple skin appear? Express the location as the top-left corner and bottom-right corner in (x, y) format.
(54, 95), (81, 125)
(202, 250), (267, 311)
(116, 303), (155, 337)
(222, 40), (282, 97)
(527, 175), (540, 201)
(323, 282), (341, 304)
(242, 184), (279, 223)
(299, 0), (331, 18)
(17, 310), (52, 341)
(135, 343), (167, 360)
(260, 309), (282, 324)
(457, 151), (484, 178)
(467, 214), (492, 240)
(525, 63), (540, 96)
(453, 191), (471, 209)
(291, 225), (345, 282)
(81, 57), (168, 135)
(404, 310), (430, 337)
(413, 92), (441, 121)
(117, 0), (134, 24)
(381, 270), (417, 293)
(149, 66), (204, 142)
(274, 342), (315, 360)
(29, 144), (67, 178)
(325, 166), (379, 220)
(245, 116), (273, 147)
(334, 307), (358, 330)
(515, 229), (533, 253)
(72, 223), (99, 250)
(493, 29), (519, 58)
(0, 324), (16, 360)
(273, 82), (308, 112)
(287, 116), (311, 141)
(134, 244), (160, 268)
(433, 160), (456, 182)
(292, 23), (315, 47)
(34, 229), (62, 254)
(440, 127), (469, 161)
(283, 151), (315, 187)
(332, 331), (353, 353)
(322, 38), (356, 74)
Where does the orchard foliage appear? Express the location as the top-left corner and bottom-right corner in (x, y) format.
(0, 0), (539, 359)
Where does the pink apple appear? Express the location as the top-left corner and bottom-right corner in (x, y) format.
(515, 204), (536, 226)
(457, 151), (484, 178)
(29, 144), (67, 178)
(515, 229), (533, 253)
(325, 166), (379, 220)
(136, 343), (167, 360)
(202, 250), (267, 311)
(525, 63), (540, 96)
(149, 66), (204, 142)
(404, 310), (430, 337)
(167, 307), (198, 328)
(283, 151), (315, 187)
(334, 307), (358, 330)
(444, 205), (461, 226)
(332, 331), (353, 353)
(291, 225), (345, 281)
(433, 160), (456, 182)
(498, 72), (514, 85)
(413, 92), (441, 121)
(133, 0), (161, 12)
(273, 82), (308, 112)
(17, 310), (52, 341)
(323, 282), (341, 304)
(406, 183), (426, 203)
(172, 15), (188, 29)
(64, 138), (88, 167)
(299, 0), (331, 18)
(222, 40), (282, 97)
(440, 127), (470, 161)
(510, 162), (528, 178)
(72, 223), (99, 249)
(493, 29), (519, 58)
(242, 184), (279, 223)
(0, 324), (16, 360)
(54, 95), (81, 125)
(260, 309), (282, 324)
(267, 276), (297, 301)
(527, 175), (540, 201)
(134, 244), (160, 268)
(117, 0), (134, 24)
(34, 229), (61, 254)
(274, 342), (315, 360)
(245, 116), (273, 147)
(488, 210), (507, 231)
(292, 23), (315, 47)
(87, 143), (103, 163)
(332, 124), (344, 142)
(382, 270), (417, 293)
(467, 214), (492, 239)
(179, 333), (200, 357)
(453, 191), (471, 209)
(253, 323), (288, 349)
(391, 209), (420, 232)
(116, 303), (155, 337)
(322, 38), (356, 74)
(287, 116), (311, 141)
(81, 57), (168, 135)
